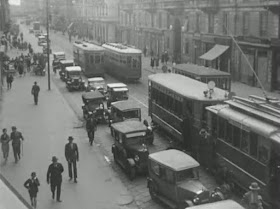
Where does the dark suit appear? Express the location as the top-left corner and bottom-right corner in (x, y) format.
(65, 142), (79, 179)
(46, 162), (64, 200)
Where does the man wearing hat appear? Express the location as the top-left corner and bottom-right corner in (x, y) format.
(64, 136), (79, 183)
(46, 156), (64, 202)
(10, 126), (24, 163)
(242, 182), (263, 209)
(31, 81), (40, 105)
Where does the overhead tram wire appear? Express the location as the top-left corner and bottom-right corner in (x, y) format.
(221, 15), (268, 99)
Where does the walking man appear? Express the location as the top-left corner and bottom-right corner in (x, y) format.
(86, 116), (97, 146)
(242, 182), (263, 209)
(0, 128), (10, 163)
(31, 82), (40, 105)
(65, 136), (79, 182)
(24, 172), (40, 208)
(6, 74), (13, 90)
(10, 126), (24, 163)
(46, 156), (64, 202)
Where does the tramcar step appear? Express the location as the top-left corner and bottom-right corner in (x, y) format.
(156, 194), (176, 209)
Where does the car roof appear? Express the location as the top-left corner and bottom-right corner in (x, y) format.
(60, 59), (74, 64)
(111, 121), (147, 134)
(111, 100), (141, 111)
(112, 87), (128, 92)
(82, 91), (104, 100)
(65, 66), (82, 72)
(149, 149), (200, 171)
(107, 83), (127, 88)
(188, 200), (244, 209)
(88, 77), (104, 82)
(38, 36), (45, 38)
(53, 52), (65, 56)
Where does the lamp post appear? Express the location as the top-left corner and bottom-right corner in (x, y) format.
(46, 0), (51, 90)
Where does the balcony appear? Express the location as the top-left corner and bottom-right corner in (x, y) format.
(199, 0), (219, 14)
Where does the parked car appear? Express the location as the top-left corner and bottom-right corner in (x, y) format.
(38, 35), (46, 46)
(109, 100), (141, 127)
(81, 91), (107, 122)
(52, 52), (65, 73)
(188, 200), (245, 209)
(65, 66), (85, 91)
(85, 77), (106, 94)
(106, 83), (129, 107)
(147, 149), (211, 209)
(59, 59), (74, 81)
(111, 120), (150, 180)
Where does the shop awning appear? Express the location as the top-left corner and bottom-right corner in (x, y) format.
(200, 44), (229, 61)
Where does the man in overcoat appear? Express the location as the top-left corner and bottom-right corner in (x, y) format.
(10, 126), (24, 163)
(31, 81), (40, 105)
(46, 156), (64, 202)
(65, 136), (79, 182)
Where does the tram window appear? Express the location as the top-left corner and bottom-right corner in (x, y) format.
(201, 78), (207, 83)
(127, 56), (132, 65)
(90, 55), (94, 64)
(232, 126), (241, 148)
(101, 55), (104, 63)
(133, 59), (137, 68)
(258, 136), (269, 164)
(250, 133), (258, 158)
(241, 130), (250, 153)
(225, 123), (233, 144)
(211, 114), (218, 138)
(95, 55), (101, 64)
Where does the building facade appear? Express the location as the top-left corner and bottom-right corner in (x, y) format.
(0, 0), (10, 32)
(119, 0), (280, 91)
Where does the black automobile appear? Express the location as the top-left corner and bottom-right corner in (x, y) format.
(59, 59), (74, 81)
(52, 52), (65, 73)
(65, 66), (85, 91)
(111, 120), (150, 180)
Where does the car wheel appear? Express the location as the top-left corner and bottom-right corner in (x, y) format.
(148, 182), (157, 200)
(128, 165), (136, 181)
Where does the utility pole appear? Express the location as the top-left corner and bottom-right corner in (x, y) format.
(46, 0), (51, 90)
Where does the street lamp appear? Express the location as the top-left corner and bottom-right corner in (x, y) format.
(46, 0), (51, 90)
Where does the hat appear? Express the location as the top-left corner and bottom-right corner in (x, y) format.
(52, 156), (58, 162)
(12, 126), (16, 130)
(249, 182), (260, 190)
(68, 136), (74, 141)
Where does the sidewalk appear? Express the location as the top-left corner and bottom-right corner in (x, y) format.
(0, 73), (136, 209)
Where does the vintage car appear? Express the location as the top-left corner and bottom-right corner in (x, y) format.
(38, 35), (46, 46)
(42, 43), (52, 55)
(188, 200), (245, 209)
(147, 149), (212, 209)
(109, 100), (141, 125)
(65, 66), (85, 91)
(52, 52), (65, 72)
(85, 77), (106, 94)
(59, 59), (75, 81)
(106, 83), (129, 107)
(111, 120), (150, 180)
(82, 91), (106, 121)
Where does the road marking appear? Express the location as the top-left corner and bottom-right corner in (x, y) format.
(104, 155), (111, 164)
(130, 95), (148, 108)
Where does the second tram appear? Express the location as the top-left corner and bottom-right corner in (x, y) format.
(102, 43), (142, 80)
(73, 41), (105, 77)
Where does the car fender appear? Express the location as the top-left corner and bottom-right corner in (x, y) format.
(127, 158), (135, 167)
(185, 200), (194, 207)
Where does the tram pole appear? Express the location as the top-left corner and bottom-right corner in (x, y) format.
(46, 0), (51, 90)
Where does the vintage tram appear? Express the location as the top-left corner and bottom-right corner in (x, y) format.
(206, 95), (280, 208)
(102, 43), (142, 80)
(73, 41), (105, 77)
(172, 63), (231, 91)
(148, 73), (228, 157)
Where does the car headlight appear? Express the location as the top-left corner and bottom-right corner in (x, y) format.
(134, 155), (139, 161)
(193, 197), (199, 204)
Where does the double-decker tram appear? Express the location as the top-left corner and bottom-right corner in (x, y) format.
(0, 174), (31, 209)
(102, 43), (142, 81)
(172, 63), (231, 91)
(73, 41), (105, 77)
(148, 73), (228, 159)
(206, 95), (280, 208)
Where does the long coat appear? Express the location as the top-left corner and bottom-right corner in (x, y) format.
(47, 163), (64, 184)
(65, 143), (79, 162)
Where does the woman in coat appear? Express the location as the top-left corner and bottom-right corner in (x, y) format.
(0, 128), (10, 162)
(24, 172), (40, 208)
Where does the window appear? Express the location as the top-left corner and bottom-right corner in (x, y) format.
(150, 160), (160, 176)
(101, 55), (104, 63)
(184, 41), (189, 54)
(250, 133), (258, 158)
(232, 125), (241, 148)
(241, 130), (250, 153)
(260, 11), (268, 37)
(243, 12), (250, 35)
(127, 56), (132, 65)
(208, 14), (214, 33)
(223, 12), (228, 34)
(132, 59), (137, 68)
(95, 55), (101, 64)
(90, 55), (94, 64)
(258, 136), (269, 164)
(225, 122), (232, 144)
(196, 13), (200, 32)
(158, 12), (162, 28)
(160, 168), (174, 183)
(218, 118), (226, 139)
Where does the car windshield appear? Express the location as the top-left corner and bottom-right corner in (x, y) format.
(176, 168), (199, 182)
(125, 134), (145, 146)
(123, 110), (139, 119)
(114, 91), (128, 99)
(90, 81), (105, 86)
(69, 71), (81, 76)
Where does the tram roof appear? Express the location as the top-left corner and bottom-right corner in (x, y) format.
(111, 100), (141, 111)
(206, 104), (280, 143)
(148, 73), (227, 101)
(149, 149), (200, 171)
(111, 120), (147, 134)
(188, 200), (244, 209)
(102, 43), (142, 54)
(173, 63), (231, 77)
(74, 41), (104, 51)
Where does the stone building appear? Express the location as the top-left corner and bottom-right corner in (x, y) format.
(0, 0), (10, 32)
(119, 0), (280, 91)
